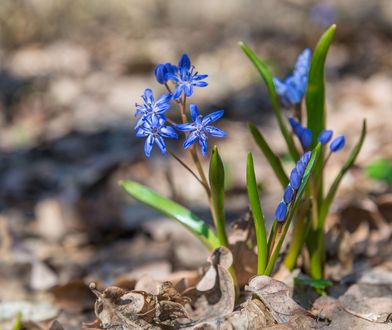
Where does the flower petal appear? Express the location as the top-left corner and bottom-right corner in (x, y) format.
(144, 135), (154, 157)
(190, 104), (199, 121)
(155, 136), (167, 154)
(178, 54), (191, 71)
(143, 88), (154, 104)
(183, 131), (199, 149)
(202, 110), (224, 125)
(174, 123), (194, 132)
(184, 84), (193, 97)
(193, 74), (208, 81)
(160, 125), (178, 139)
(156, 92), (172, 107)
(173, 85), (183, 100)
(205, 126), (226, 138)
(192, 81), (208, 88)
(199, 137), (208, 156)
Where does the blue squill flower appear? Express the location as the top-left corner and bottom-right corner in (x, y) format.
(330, 135), (345, 152)
(136, 116), (178, 157)
(275, 202), (288, 222)
(300, 128), (313, 149)
(274, 151), (312, 222)
(288, 117), (313, 149)
(154, 63), (178, 84)
(318, 129), (333, 145)
(174, 104), (226, 156)
(135, 89), (172, 129)
(166, 54), (208, 100)
(273, 49), (312, 107)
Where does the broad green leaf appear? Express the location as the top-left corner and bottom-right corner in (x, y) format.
(239, 42), (300, 161)
(265, 144), (322, 275)
(248, 122), (289, 188)
(319, 120), (367, 227)
(209, 146), (229, 247)
(246, 152), (268, 274)
(306, 24), (336, 144)
(120, 180), (220, 250)
(366, 159), (392, 184)
(306, 24), (336, 204)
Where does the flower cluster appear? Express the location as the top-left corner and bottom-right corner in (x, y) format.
(289, 117), (313, 149)
(275, 151), (312, 222)
(134, 54), (225, 157)
(273, 49), (312, 107)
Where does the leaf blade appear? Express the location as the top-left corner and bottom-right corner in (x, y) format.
(248, 122), (289, 188)
(209, 146), (229, 247)
(246, 152), (268, 274)
(120, 180), (220, 250)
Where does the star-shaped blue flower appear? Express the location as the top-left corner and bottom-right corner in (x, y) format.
(136, 116), (178, 157)
(273, 49), (311, 107)
(166, 54), (208, 100)
(135, 88), (172, 129)
(174, 104), (226, 156)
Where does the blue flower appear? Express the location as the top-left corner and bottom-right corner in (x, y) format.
(154, 63), (178, 84)
(135, 89), (172, 129)
(288, 117), (313, 149)
(166, 54), (208, 100)
(274, 151), (312, 223)
(300, 128), (313, 149)
(136, 116), (178, 157)
(318, 129), (333, 145)
(330, 135), (345, 152)
(174, 104), (226, 156)
(275, 202), (288, 222)
(273, 49), (312, 107)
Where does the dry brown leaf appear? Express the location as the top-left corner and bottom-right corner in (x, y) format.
(339, 283), (392, 323)
(187, 299), (275, 330)
(89, 283), (158, 329)
(246, 275), (313, 324)
(228, 212), (258, 287)
(185, 247), (235, 321)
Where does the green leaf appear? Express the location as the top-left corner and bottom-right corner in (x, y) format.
(209, 146), (229, 247)
(248, 122), (289, 188)
(319, 119), (367, 227)
(265, 144), (322, 275)
(306, 24), (336, 144)
(306, 24), (336, 204)
(294, 277), (332, 292)
(239, 42), (300, 161)
(246, 152), (268, 274)
(120, 180), (220, 250)
(366, 159), (392, 184)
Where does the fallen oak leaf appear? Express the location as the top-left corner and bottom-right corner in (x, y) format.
(245, 275), (314, 324)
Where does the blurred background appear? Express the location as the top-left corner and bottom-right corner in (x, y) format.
(0, 0), (391, 328)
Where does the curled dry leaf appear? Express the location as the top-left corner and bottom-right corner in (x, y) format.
(185, 246), (236, 321)
(245, 275), (313, 324)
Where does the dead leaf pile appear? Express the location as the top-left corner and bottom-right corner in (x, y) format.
(84, 247), (319, 329)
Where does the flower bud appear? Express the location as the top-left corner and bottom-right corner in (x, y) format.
(330, 135), (345, 152)
(275, 202), (288, 222)
(318, 129), (333, 145)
